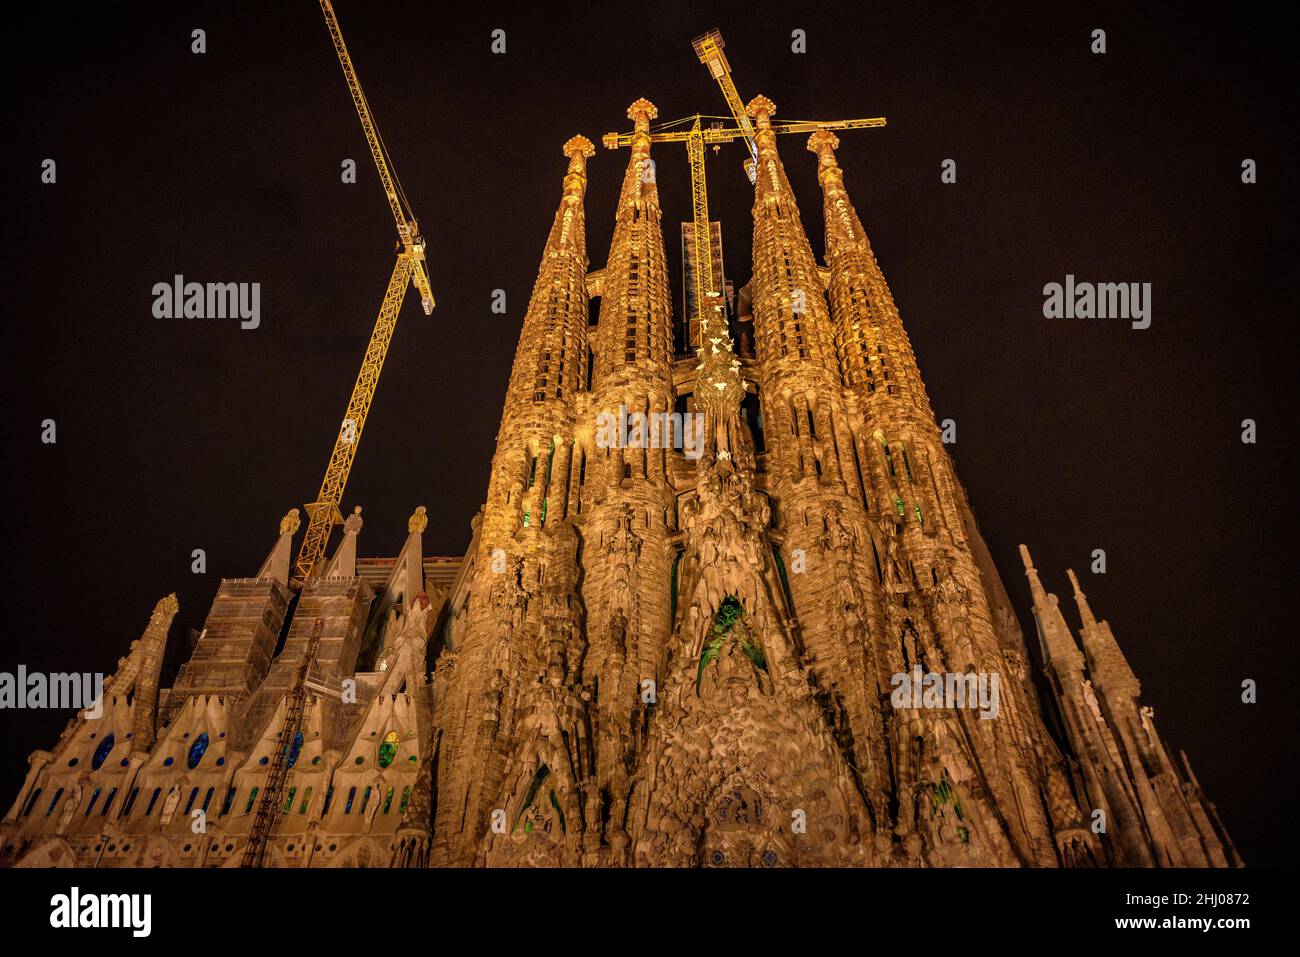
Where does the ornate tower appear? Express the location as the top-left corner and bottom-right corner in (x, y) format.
(430, 133), (598, 865)
(0, 90), (1238, 872)
(415, 94), (1240, 867)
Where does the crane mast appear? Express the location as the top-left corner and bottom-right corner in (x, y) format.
(692, 30), (759, 183)
(686, 119), (723, 346)
(295, 1), (436, 583)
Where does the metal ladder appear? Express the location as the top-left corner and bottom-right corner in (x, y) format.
(241, 616), (324, 867)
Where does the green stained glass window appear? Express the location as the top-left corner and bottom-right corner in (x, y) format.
(914, 504), (923, 525)
(895, 496), (905, 517)
(383, 786), (394, 814)
(378, 730), (399, 768)
(244, 787), (259, 814)
(284, 786), (297, 813)
(399, 787), (411, 814)
(299, 786), (312, 815)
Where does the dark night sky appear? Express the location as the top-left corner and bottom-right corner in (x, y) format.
(4, 1), (1294, 865)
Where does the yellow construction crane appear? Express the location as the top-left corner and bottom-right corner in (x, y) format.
(294, 0), (436, 582)
(692, 29), (759, 183)
(602, 113), (886, 348)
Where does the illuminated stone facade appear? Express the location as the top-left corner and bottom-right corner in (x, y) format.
(0, 96), (1239, 869)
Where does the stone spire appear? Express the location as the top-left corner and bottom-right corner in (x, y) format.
(1067, 568), (1140, 697)
(88, 593), (178, 755)
(392, 505), (427, 602)
(481, 136), (595, 553)
(746, 95), (840, 384)
(807, 128), (930, 414)
(502, 134), (594, 411)
(323, 506), (363, 578)
(586, 94), (679, 484)
(1019, 545), (1085, 674)
(255, 507), (300, 585)
(126, 593), (178, 753)
(591, 98), (675, 399)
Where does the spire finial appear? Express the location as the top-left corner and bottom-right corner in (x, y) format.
(561, 135), (595, 197)
(1067, 568), (1098, 627)
(562, 134), (595, 160)
(343, 505), (364, 535)
(806, 128), (840, 155)
(1018, 543), (1036, 573)
(279, 507), (301, 536)
(627, 98), (658, 132)
(408, 505), (429, 534)
(745, 94), (777, 127)
(153, 593), (179, 621)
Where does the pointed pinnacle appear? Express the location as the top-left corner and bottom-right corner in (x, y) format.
(153, 593), (180, 620)
(1066, 568), (1098, 626)
(1018, 543), (1035, 573)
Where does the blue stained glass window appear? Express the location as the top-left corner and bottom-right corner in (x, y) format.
(187, 732), (210, 769)
(91, 734), (115, 770)
(344, 787), (357, 814)
(286, 731), (304, 769)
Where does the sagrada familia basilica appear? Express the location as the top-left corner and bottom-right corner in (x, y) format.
(0, 94), (1240, 869)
